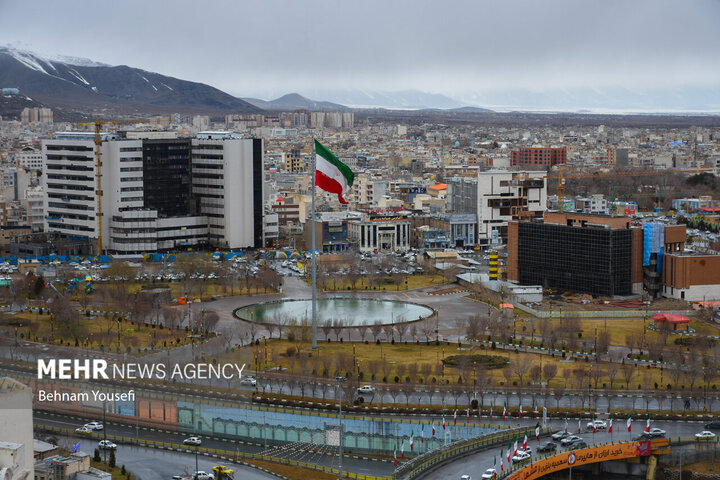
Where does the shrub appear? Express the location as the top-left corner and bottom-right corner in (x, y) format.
(470, 399), (479, 409)
(442, 354), (509, 369)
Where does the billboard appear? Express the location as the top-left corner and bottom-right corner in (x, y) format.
(506, 441), (659, 480)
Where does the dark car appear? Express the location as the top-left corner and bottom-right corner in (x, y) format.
(537, 442), (557, 453)
(705, 420), (720, 430)
(566, 440), (588, 449)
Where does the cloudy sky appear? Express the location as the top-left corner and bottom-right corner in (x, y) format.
(1, 0), (718, 103)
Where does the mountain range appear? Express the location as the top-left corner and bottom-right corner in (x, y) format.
(0, 46), (261, 117)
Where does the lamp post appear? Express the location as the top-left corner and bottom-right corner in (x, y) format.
(337, 377), (346, 480)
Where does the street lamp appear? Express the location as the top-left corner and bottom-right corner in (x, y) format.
(337, 377), (347, 480)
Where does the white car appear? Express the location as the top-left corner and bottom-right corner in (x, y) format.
(587, 420), (607, 430)
(183, 436), (202, 446)
(240, 376), (257, 386)
(193, 471), (214, 480)
(357, 385), (375, 394)
(647, 427), (666, 437)
(696, 431), (717, 439)
(460, 475), (472, 480)
(98, 440), (117, 450)
(75, 426), (92, 434)
(512, 450), (531, 462)
(561, 435), (583, 446)
(481, 468), (497, 479)
(84, 421), (104, 431)
(551, 431), (570, 440)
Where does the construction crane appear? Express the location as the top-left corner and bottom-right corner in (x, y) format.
(75, 118), (149, 254)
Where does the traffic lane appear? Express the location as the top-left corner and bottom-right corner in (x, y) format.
(47, 435), (276, 480)
(35, 413), (396, 477)
(420, 418), (712, 480)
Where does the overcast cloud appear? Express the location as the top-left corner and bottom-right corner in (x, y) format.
(1, 0), (718, 100)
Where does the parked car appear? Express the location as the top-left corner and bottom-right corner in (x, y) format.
(75, 426), (92, 434)
(98, 440), (117, 450)
(586, 420), (607, 430)
(193, 471), (214, 480)
(84, 421), (104, 431)
(537, 442), (557, 453)
(705, 420), (720, 430)
(647, 428), (666, 438)
(696, 431), (717, 439)
(357, 385), (375, 394)
(183, 436), (202, 446)
(460, 475), (473, 480)
(512, 450), (532, 462)
(551, 431), (569, 441)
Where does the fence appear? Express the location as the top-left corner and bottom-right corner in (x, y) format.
(513, 302), (694, 319)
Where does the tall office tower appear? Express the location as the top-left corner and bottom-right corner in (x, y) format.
(192, 132), (264, 249)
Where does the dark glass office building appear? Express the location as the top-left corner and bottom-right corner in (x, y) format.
(515, 222), (633, 296)
(142, 139), (193, 216)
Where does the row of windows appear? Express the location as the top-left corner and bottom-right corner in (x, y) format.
(120, 167), (143, 172)
(120, 177), (143, 182)
(121, 187), (144, 192)
(121, 197), (143, 202)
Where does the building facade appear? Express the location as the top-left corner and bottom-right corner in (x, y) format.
(510, 147), (566, 167)
(477, 170), (546, 246)
(349, 213), (411, 253)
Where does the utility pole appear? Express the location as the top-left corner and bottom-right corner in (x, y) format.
(337, 377), (346, 480)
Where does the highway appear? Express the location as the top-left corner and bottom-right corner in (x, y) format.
(34, 411), (395, 478)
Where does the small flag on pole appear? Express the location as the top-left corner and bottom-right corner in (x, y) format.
(522, 431), (528, 450)
(454, 409), (457, 425)
(432, 422), (436, 436)
(535, 422), (541, 441)
(564, 417), (568, 434)
(519, 404), (523, 419)
(410, 431), (414, 451)
(503, 404), (506, 421)
(627, 414), (632, 432)
(609, 415), (613, 434)
(645, 414), (651, 433)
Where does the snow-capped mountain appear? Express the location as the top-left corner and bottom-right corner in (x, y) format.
(0, 46), (261, 115)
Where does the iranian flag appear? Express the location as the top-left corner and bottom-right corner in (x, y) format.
(564, 417), (568, 435)
(513, 435), (518, 456)
(410, 431), (414, 451)
(608, 415), (613, 434)
(394, 447), (397, 466)
(507, 441), (512, 463)
(454, 409), (457, 425)
(401, 441), (405, 459)
(522, 431), (528, 450)
(535, 423), (541, 441)
(519, 404), (523, 419)
(421, 426), (424, 443)
(432, 422), (436, 436)
(627, 414), (632, 432)
(443, 415), (446, 430)
(645, 414), (651, 433)
(502, 405), (506, 421)
(314, 139), (355, 204)
(500, 450), (504, 472)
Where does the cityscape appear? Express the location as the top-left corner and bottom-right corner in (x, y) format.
(1, 2), (720, 480)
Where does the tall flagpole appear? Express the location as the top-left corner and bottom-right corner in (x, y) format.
(311, 138), (318, 349)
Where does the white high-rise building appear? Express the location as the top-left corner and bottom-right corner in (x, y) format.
(42, 132), (266, 253)
(192, 132), (265, 249)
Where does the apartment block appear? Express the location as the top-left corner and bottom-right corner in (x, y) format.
(510, 147), (566, 167)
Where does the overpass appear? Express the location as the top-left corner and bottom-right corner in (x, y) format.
(502, 438), (674, 480)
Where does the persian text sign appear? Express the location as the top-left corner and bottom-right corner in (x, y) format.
(506, 441), (654, 480)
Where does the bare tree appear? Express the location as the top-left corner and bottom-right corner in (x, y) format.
(606, 361), (621, 389)
(543, 363), (558, 387)
(621, 363), (636, 389)
(420, 363), (432, 383)
(321, 319), (333, 341)
(465, 315), (483, 341)
(596, 330), (611, 354)
(395, 322), (409, 342)
(370, 322), (383, 342)
(511, 355), (532, 386)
